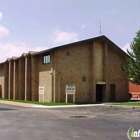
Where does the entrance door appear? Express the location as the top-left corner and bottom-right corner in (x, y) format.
(96, 85), (104, 102)
(0, 85), (2, 98)
(110, 84), (116, 101)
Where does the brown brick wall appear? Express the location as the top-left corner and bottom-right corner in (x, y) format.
(34, 39), (129, 103)
(56, 41), (92, 103)
(18, 58), (25, 100)
(10, 61), (13, 99)
(129, 82), (140, 92)
(0, 63), (4, 98)
(31, 55), (39, 101)
(107, 43), (129, 101)
(4, 62), (8, 98)
(0, 36), (129, 103)
(26, 56), (32, 100)
(15, 60), (19, 100)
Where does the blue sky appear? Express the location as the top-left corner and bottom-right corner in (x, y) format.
(0, 0), (139, 62)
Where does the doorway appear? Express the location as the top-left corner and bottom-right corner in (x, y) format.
(96, 85), (104, 102)
(110, 84), (116, 101)
(0, 85), (2, 98)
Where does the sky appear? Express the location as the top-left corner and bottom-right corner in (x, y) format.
(0, 0), (140, 62)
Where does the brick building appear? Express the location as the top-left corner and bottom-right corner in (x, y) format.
(129, 82), (140, 98)
(0, 35), (129, 103)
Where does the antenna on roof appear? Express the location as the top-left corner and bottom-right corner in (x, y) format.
(99, 20), (102, 35)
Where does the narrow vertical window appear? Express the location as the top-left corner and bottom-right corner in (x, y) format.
(44, 56), (46, 64)
(48, 55), (50, 63)
(43, 55), (50, 64)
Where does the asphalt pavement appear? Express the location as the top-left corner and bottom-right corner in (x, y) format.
(0, 102), (140, 140)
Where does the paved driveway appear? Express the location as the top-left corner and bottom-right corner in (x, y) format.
(0, 103), (139, 140)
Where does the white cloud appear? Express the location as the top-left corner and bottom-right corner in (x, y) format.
(81, 24), (86, 28)
(121, 44), (132, 53)
(53, 29), (78, 45)
(0, 12), (9, 37)
(0, 12), (47, 63)
(0, 42), (47, 62)
(0, 25), (9, 37)
(0, 12), (2, 21)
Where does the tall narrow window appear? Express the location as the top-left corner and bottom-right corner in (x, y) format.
(43, 55), (50, 64)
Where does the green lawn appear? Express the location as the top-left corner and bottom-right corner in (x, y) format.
(110, 101), (140, 106)
(2, 98), (139, 106)
(0, 98), (74, 106)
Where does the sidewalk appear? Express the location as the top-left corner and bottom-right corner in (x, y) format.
(0, 100), (105, 108)
(0, 100), (36, 107)
(1, 100), (140, 108)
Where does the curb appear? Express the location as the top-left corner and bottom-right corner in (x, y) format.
(0, 100), (105, 108)
(30, 104), (105, 108)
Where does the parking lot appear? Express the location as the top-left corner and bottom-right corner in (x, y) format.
(0, 103), (140, 140)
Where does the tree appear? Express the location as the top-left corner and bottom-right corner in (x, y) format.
(122, 30), (140, 85)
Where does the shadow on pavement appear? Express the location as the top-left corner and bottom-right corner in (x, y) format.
(0, 108), (17, 111)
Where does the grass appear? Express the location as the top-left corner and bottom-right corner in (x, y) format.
(0, 98), (74, 106)
(2, 98), (139, 107)
(110, 101), (140, 106)
(0, 98), (100, 106)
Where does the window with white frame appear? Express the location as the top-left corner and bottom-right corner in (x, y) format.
(43, 55), (50, 64)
